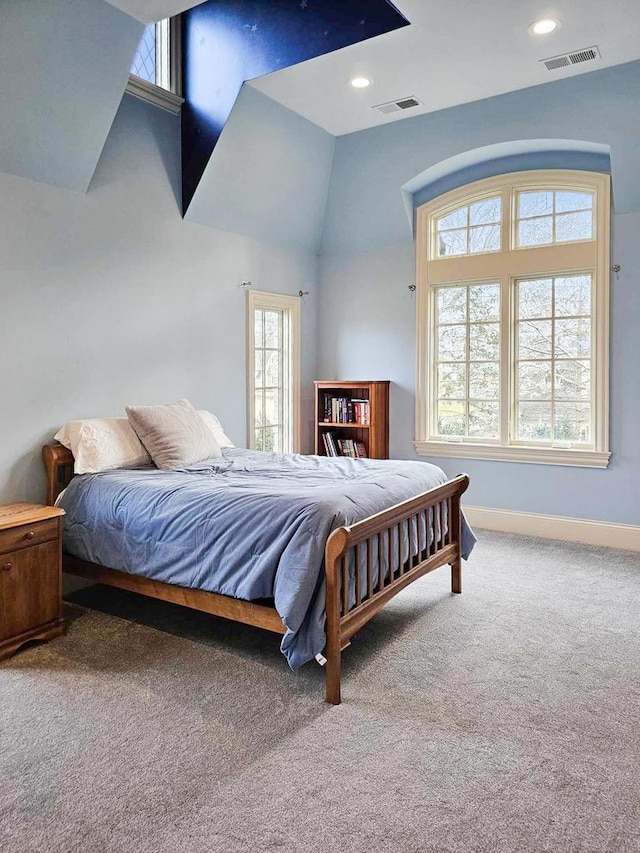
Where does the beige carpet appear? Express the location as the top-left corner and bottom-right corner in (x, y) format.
(1, 531), (638, 853)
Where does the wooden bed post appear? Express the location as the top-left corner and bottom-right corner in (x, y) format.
(324, 528), (349, 705)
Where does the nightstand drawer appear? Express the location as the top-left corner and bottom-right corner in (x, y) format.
(0, 518), (59, 555)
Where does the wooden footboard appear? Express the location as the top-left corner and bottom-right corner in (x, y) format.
(323, 474), (469, 704)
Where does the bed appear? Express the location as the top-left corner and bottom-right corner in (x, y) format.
(43, 442), (474, 704)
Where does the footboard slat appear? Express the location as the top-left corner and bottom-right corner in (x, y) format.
(341, 556), (349, 616)
(355, 543), (362, 606)
(324, 474), (470, 705)
(378, 533), (385, 592)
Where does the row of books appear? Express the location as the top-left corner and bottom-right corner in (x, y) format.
(322, 395), (370, 424)
(322, 432), (368, 458)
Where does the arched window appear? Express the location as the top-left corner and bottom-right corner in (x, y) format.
(415, 170), (610, 467)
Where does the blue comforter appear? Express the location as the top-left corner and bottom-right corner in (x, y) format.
(59, 449), (476, 668)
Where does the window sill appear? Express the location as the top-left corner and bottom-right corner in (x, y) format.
(414, 440), (611, 469)
(125, 75), (184, 114)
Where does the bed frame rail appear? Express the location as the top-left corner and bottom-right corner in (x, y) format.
(324, 474), (469, 704)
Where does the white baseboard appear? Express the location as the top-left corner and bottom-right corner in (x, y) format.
(464, 505), (640, 552)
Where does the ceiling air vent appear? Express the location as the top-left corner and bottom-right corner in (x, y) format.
(541, 45), (601, 71)
(373, 96), (422, 115)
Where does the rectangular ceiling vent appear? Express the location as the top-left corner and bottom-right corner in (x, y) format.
(373, 96), (422, 115)
(541, 45), (601, 71)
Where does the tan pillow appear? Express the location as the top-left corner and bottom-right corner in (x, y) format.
(126, 400), (222, 470)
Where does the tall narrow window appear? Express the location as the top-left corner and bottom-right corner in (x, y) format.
(130, 19), (171, 90)
(415, 170), (610, 468)
(127, 18), (183, 113)
(247, 291), (300, 454)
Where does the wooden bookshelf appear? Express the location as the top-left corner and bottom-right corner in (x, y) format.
(314, 380), (389, 459)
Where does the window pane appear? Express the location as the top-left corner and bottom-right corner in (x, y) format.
(469, 323), (499, 361)
(437, 287), (467, 324)
(555, 275), (591, 316)
(469, 402), (499, 438)
(438, 364), (466, 399)
(262, 425), (279, 452)
(554, 404), (590, 443)
(264, 350), (280, 387)
(433, 282), (501, 442)
(255, 429), (264, 451)
(264, 311), (281, 347)
(438, 228), (467, 257)
(264, 389), (280, 425)
(517, 402), (552, 440)
(254, 310), (264, 348)
(438, 325), (467, 360)
(555, 318), (591, 359)
(437, 401), (465, 436)
(518, 361), (552, 400)
(518, 191), (553, 219)
(254, 392), (264, 425)
(438, 206), (468, 230)
(518, 279), (552, 319)
(556, 211), (593, 242)
(515, 274), (594, 445)
(555, 361), (591, 401)
(470, 197), (501, 225)
(518, 320), (552, 359)
(469, 224), (500, 254)
(469, 285), (500, 322)
(254, 350), (264, 387)
(469, 362), (500, 399)
(130, 24), (156, 84)
(555, 191), (592, 213)
(518, 216), (553, 247)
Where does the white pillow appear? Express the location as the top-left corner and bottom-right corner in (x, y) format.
(197, 410), (235, 448)
(54, 418), (151, 474)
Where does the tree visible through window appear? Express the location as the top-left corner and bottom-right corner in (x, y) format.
(415, 170), (610, 467)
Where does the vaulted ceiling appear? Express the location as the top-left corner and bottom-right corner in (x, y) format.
(4, 0), (640, 223)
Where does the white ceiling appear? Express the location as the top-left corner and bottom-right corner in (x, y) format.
(104, 0), (206, 24)
(106, 0), (640, 134)
(249, 0), (640, 135)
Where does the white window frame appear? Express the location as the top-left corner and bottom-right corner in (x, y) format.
(247, 290), (301, 454)
(126, 17), (184, 114)
(415, 170), (611, 468)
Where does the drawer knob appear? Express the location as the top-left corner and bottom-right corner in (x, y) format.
(24, 531), (36, 540)
(1, 563), (11, 572)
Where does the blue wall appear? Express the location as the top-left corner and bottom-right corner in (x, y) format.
(318, 60), (640, 525)
(0, 0), (142, 193)
(185, 85), (335, 253)
(0, 95), (320, 503)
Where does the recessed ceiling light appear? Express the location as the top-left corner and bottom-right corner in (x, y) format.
(529, 18), (561, 35)
(350, 76), (371, 89)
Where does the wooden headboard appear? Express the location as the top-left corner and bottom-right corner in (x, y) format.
(42, 442), (75, 506)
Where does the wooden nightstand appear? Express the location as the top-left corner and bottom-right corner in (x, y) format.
(0, 502), (66, 661)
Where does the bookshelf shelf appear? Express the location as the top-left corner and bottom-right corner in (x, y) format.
(321, 422), (371, 429)
(314, 380), (389, 459)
